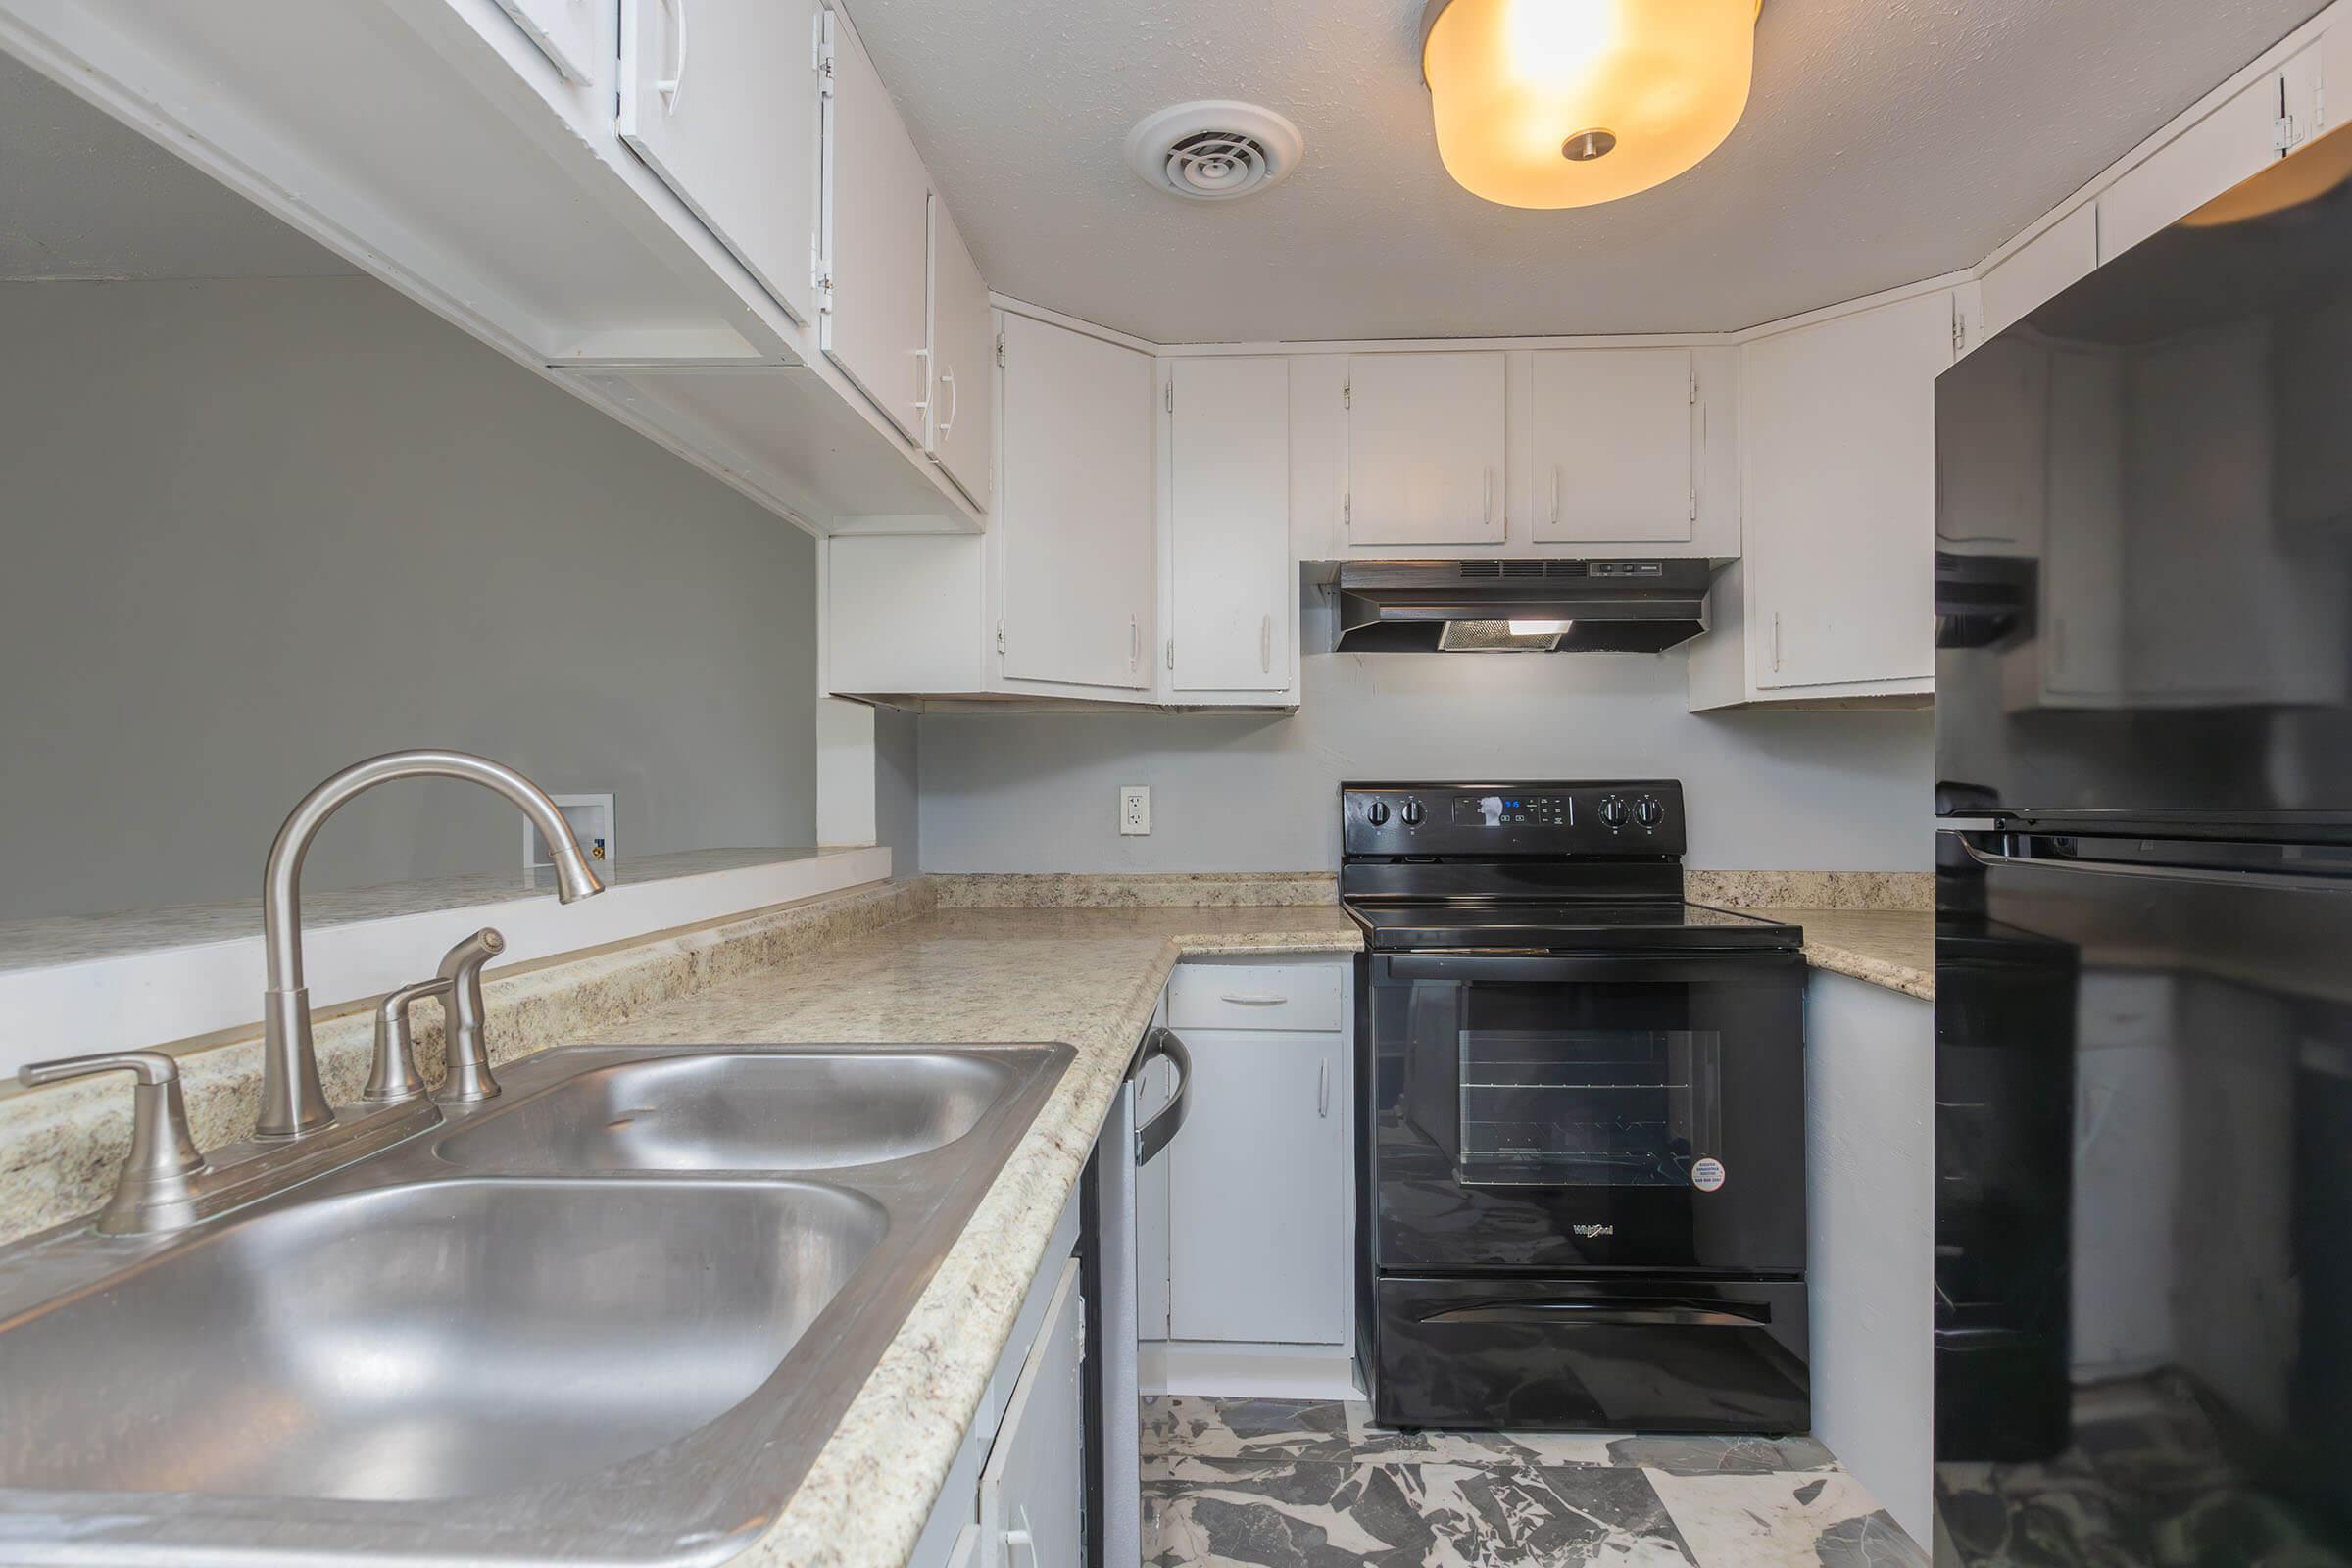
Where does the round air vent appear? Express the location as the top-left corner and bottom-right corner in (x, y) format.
(1125, 100), (1302, 202)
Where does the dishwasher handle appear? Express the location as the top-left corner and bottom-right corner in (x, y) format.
(1420, 1298), (1773, 1330)
(1133, 1027), (1193, 1167)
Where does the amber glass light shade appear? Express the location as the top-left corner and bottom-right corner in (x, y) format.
(1423, 0), (1760, 209)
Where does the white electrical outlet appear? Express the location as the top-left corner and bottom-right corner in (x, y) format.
(1119, 785), (1152, 836)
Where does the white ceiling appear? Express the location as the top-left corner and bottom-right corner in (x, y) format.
(841, 0), (2331, 342)
(0, 50), (354, 282)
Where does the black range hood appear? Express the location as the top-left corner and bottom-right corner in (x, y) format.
(1332, 559), (1713, 653)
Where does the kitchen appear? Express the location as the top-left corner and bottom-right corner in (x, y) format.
(0, 1), (2342, 1566)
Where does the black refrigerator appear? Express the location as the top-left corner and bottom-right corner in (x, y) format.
(1934, 122), (2352, 1565)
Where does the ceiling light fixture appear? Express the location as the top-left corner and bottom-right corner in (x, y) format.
(1420, 0), (1762, 209)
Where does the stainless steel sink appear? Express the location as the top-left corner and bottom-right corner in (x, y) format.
(435, 1050), (1020, 1173)
(0, 1042), (1072, 1566)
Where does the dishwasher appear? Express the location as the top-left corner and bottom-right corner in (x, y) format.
(1083, 1025), (1191, 1568)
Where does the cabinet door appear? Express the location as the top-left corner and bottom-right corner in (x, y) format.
(1346, 352), (1505, 546)
(1741, 290), (1949, 691)
(492, 0), (603, 83)
(1529, 348), (1694, 543)
(999, 313), (1154, 690)
(979, 1260), (1085, 1568)
(619, 0), (821, 324)
(1169, 358), (1290, 693)
(927, 194), (994, 508)
(2099, 56), (2299, 263)
(1168, 1031), (1348, 1346)
(822, 14), (933, 443)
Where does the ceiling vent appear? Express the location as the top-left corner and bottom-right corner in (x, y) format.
(1125, 101), (1302, 202)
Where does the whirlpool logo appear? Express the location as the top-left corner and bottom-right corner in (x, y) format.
(1573, 1223), (1614, 1239)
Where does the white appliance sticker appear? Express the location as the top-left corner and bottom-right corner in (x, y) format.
(1691, 1156), (1727, 1193)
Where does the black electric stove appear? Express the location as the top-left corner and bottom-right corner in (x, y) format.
(1343, 781), (1812, 1435)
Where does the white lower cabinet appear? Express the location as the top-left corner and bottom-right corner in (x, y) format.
(1149, 957), (1355, 1396)
(1168, 1030), (1348, 1346)
(981, 1260), (1087, 1568)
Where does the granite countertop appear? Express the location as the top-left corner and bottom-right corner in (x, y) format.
(1763, 907), (1935, 1001)
(563, 904), (1364, 1568)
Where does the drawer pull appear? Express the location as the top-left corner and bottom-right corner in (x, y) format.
(1217, 993), (1288, 1005)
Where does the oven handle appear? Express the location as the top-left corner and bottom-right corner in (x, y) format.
(1382, 953), (1800, 985)
(1419, 1298), (1773, 1329)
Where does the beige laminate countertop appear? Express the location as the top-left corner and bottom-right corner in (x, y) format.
(1762, 907), (1935, 1001)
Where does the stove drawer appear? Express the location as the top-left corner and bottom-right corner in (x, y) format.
(1369, 1276), (1811, 1433)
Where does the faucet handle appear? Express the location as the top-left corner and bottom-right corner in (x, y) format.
(436, 928), (508, 1104)
(18, 1052), (207, 1235)
(366, 977), (453, 1104)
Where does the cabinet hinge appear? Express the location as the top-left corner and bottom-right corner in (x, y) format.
(1690, 489), (1699, 523)
(811, 238), (833, 312)
(995, 620), (1005, 655)
(1343, 491), (1351, 528)
(2276, 112), (2300, 152)
(1951, 296), (1966, 355)
(1076, 1295), (1087, 1365)
(812, 11), (835, 95)
(995, 331), (1005, 368)
(1342, 379), (1351, 410)
(1164, 380), (1174, 414)
(1166, 638), (1174, 670)
(1690, 369), (1699, 405)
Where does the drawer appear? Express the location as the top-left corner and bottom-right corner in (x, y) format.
(1167, 961), (1346, 1032)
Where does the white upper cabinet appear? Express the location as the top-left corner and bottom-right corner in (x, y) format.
(1979, 204), (2097, 342)
(1167, 358), (1292, 696)
(491, 0), (602, 83)
(1346, 352), (1507, 546)
(1740, 289), (1951, 692)
(820, 11), (934, 444)
(925, 195), (994, 509)
(2098, 46), (2314, 264)
(1529, 348), (1696, 544)
(999, 313), (1155, 691)
(619, 0), (823, 325)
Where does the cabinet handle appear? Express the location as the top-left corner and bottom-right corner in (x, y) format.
(1549, 464), (1560, 528)
(655, 0), (688, 109)
(1217, 993), (1287, 1005)
(1130, 613), (1140, 669)
(1318, 1058), (1331, 1118)
(1260, 613), (1272, 674)
(1482, 467), (1494, 529)
(1004, 1509), (1036, 1568)
(938, 368), (958, 438)
(1772, 611), (1783, 672)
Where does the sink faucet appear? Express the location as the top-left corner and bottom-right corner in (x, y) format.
(257, 750), (605, 1139)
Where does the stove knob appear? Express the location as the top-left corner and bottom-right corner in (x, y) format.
(1598, 796), (1629, 829)
(1400, 800), (1426, 827)
(1365, 800), (1392, 826)
(1636, 796), (1664, 829)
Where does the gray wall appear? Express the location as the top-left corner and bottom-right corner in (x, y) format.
(918, 653), (1931, 872)
(0, 276), (818, 921)
(873, 706), (921, 879)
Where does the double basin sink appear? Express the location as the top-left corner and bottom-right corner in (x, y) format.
(0, 1043), (1074, 1566)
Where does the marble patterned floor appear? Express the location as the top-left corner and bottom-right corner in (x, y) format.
(1141, 1396), (1926, 1568)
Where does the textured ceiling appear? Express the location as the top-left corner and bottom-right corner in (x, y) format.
(841, 0), (2331, 342)
(0, 50), (354, 281)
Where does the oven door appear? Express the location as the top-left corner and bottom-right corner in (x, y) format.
(1365, 950), (1805, 1275)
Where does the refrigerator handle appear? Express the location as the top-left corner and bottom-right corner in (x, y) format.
(1958, 833), (2352, 893)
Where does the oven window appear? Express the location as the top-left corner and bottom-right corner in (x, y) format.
(1458, 1027), (1721, 1186)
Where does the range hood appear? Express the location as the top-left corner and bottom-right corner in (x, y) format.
(1331, 559), (1713, 653)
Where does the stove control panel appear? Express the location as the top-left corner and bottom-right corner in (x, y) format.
(1343, 782), (1686, 857)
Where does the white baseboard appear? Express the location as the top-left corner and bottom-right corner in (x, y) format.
(1142, 1340), (1363, 1401)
